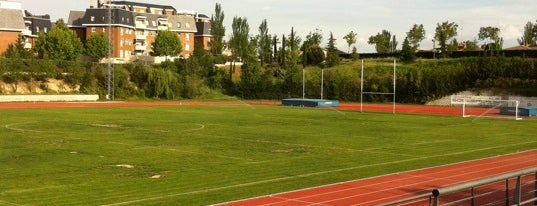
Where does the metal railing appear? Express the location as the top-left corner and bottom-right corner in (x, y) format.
(381, 167), (537, 206)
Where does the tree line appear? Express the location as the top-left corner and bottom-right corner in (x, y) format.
(1, 3), (537, 102)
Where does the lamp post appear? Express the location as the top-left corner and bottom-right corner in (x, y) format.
(320, 68), (324, 100)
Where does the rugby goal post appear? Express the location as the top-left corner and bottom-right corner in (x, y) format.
(462, 99), (522, 120)
(360, 59), (396, 114)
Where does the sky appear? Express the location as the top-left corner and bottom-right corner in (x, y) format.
(18, 0), (537, 53)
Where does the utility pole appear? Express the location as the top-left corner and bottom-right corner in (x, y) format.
(106, 1), (114, 100)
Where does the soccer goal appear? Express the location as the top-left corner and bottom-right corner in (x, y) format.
(462, 99), (523, 120)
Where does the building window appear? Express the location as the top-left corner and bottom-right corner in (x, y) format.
(91, 16), (95, 22)
(36, 26), (40, 33)
(177, 23), (181, 28)
(120, 28), (124, 36)
(103, 27), (106, 32)
(120, 40), (124, 47)
(91, 27), (96, 33)
(185, 33), (190, 41)
(44, 27), (48, 33)
(185, 44), (190, 51)
(185, 23), (190, 29)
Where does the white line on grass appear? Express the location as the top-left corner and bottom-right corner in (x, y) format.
(102, 140), (537, 206)
(0, 199), (22, 206)
(4, 122), (43, 133)
(108, 141), (251, 161)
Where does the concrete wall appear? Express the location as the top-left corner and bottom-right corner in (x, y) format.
(0, 95), (99, 102)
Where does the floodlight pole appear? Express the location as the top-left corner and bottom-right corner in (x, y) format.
(321, 68), (324, 100)
(360, 59), (364, 112)
(106, 2), (114, 101)
(302, 68), (305, 100)
(393, 59), (396, 114)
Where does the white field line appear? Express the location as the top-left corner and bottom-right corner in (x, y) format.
(108, 140), (250, 161)
(4, 122), (43, 133)
(0, 199), (22, 206)
(103, 141), (537, 206)
(203, 134), (420, 160)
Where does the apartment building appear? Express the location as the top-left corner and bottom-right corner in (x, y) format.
(194, 13), (212, 51)
(0, 1), (51, 55)
(68, 0), (209, 61)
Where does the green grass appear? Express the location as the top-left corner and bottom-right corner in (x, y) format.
(1, 105), (536, 205)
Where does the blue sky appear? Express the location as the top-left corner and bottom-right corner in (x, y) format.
(19, 0), (537, 52)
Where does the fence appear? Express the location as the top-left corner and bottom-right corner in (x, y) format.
(381, 167), (537, 206)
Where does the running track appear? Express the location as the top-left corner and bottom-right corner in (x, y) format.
(216, 149), (537, 206)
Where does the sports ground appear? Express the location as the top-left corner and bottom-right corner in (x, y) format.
(1, 101), (536, 205)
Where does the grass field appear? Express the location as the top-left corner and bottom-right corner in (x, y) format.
(1, 104), (537, 205)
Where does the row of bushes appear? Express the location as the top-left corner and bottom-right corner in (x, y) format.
(1, 56), (536, 104)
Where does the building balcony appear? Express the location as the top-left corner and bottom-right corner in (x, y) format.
(135, 22), (147, 29)
(135, 34), (146, 41)
(21, 29), (32, 36)
(157, 25), (169, 31)
(135, 45), (147, 51)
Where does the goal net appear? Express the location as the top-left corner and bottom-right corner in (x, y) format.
(462, 99), (522, 120)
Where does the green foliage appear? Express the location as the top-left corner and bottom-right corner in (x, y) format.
(434, 21), (458, 57)
(257, 19), (272, 66)
(400, 37), (416, 62)
(151, 30), (182, 57)
(34, 19), (83, 61)
(229, 16), (250, 61)
(84, 33), (110, 59)
(368, 30), (397, 53)
(325, 32), (340, 67)
(302, 29), (324, 66)
(210, 3), (226, 55)
(518, 20), (537, 46)
(343, 31), (357, 53)
(4, 34), (33, 59)
(406, 24), (426, 50)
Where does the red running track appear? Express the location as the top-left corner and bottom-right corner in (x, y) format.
(215, 149), (537, 206)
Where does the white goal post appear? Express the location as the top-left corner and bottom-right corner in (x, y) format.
(462, 99), (522, 120)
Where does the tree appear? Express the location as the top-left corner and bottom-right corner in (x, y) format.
(406, 24), (425, 50)
(478, 26), (502, 54)
(302, 29), (324, 66)
(210, 3), (226, 55)
(326, 32), (340, 67)
(517, 21), (537, 46)
(368, 30), (397, 53)
(434, 21), (458, 57)
(151, 30), (182, 57)
(34, 19), (82, 61)
(229, 16), (250, 61)
(343, 31), (357, 53)
(400, 37), (416, 62)
(84, 33), (109, 59)
(478, 26), (501, 44)
(5, 34), (33, 59)
(257, 19), (272, 66)
(228, 16), (250, 79)
(463, 39), (480, 51)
